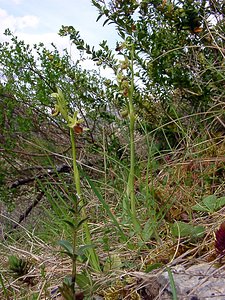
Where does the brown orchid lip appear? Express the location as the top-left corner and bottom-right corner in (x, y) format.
(74, 124), (83, 134)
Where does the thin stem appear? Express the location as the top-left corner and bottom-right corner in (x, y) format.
(70, 128), (79, 294)
(70, 128), (101, 272)
(70, 129), (82, 202)
(127, 44), (136, 217)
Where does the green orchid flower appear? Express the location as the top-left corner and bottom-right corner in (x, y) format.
(68, 112), (84, 129)
(51, 87), (69, 121)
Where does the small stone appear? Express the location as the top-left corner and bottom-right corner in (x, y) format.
(158, 263), (225, 300)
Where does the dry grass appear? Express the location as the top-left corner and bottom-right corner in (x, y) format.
(0, 128), (225, 299)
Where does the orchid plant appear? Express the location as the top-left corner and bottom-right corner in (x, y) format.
(51, 88), (100, 298)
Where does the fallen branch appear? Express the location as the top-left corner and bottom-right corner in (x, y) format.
(9, 164), (71, 188)
(4, 191), (44, 240)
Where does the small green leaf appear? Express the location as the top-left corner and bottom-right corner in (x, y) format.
(59, 276), (74, 300)
(103, 18), (110, 26)
(96, 13), (104, 22)
(171, 221), (205, 238)
(76, 272), (93, 295)
(192, 203), (209, 212)
(215, 196), (225, 211)
(63, 275), (73, 286)
(202, 195), (217, 211)
(77, 217), (88, 229)
(62, 219), (75, 229)
(58, 240), (74, 257)
(192, 195), (217, 212)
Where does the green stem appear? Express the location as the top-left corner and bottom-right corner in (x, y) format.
(129, 113), (135, 215)
(70, 128), (100, 272)
(70, 129), (82, 199)
(127, 44), (136, 218)
(70, 128), (79, 295)
(71, 222), (77, 295)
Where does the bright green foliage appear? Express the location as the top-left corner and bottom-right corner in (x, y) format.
(192, 195), (225, 213)
(0, 29), (116, 154)
(91, 0), (224, 108)
(60, 0), (224, 147)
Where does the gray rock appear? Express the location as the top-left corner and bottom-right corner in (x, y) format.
(158, 263), (225, 300)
